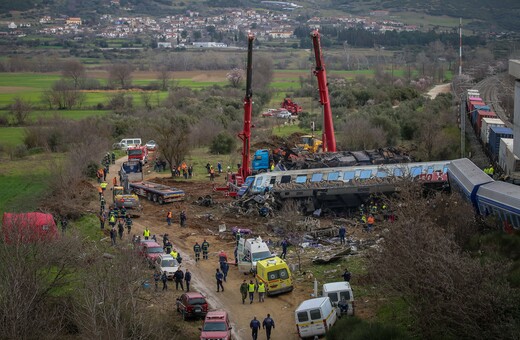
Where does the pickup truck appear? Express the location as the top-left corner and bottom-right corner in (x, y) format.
(130, 181), (185, 204)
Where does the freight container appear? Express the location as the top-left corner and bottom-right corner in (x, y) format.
(488, 126), (513, 160)
(499, 138), (520, 176)
(474, 104), (491, 112)
(468, 100), (485, 114)
(468, 96), (482, 102)
(475, 110), (497, 135)
(480, 118), (505, 146)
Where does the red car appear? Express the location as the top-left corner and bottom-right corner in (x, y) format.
(139, 241), (164, 263)
(176, 292), (208, 320)
(199, 310), (232, 340)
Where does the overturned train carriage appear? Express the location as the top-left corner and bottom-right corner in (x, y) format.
(248, 161), (450, 211)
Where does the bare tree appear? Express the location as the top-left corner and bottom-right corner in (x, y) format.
(9, 96), (32, 125)
(108, 63), (134, 89)
(62, 59), (86, 89)
(41, 80), (85, 110)
(367, 185), (518, 339)
(154, 110), (192, 176)
(157, 67), (172, 91)
(226, 68), (244, 88)
(0, 229), (82, 339)
(140, 91), (153, 111)
(336, 116), (387, 150)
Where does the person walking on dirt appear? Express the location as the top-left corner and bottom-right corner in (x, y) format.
(209, 167), (215, 181)
(248, 280), (256, 304)
(217, 162), (222, 174)
(280, 239), (288, 259)
(240, 279), (248, 304)
(184, 269), (191, 292)
(110, 227), (116, 246)
(143, 227), (151, 240)
(202, 239), (210, 260)
(117, 219), (124, 240)
(111, 152), (115, 165)
(100, 195), (106, 210)
(193, 242), (201, 262)
(109, 214), (116, 228)
(164, 239), (173, 254)
(188, 165), (193, 178)
(153, 271), (160, 291)
(180, 210), (187, 227)
(250, 316), (261, 340)
(367, 214), (375, 232)
(339, 225), (346, 245)
(221, 261), (229, 282)
(216, 268), (224, 292)
(98, 186), (103, 199)
(100, 181), (108, 194)
(161, 271), (168, 291)
(112, 176), (117, 187)
(166, 210), (172, 226)
(262, 314), (275, 340)
(174, 268), (184, 291)
(99, 211), (106, 230)
(125, 216), (132, 234)
(257, 281), (266, 302)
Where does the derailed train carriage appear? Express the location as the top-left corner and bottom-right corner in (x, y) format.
(448, 158), (520, 230)
(242, 161), (450, 211)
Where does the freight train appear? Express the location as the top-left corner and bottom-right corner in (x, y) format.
(464, 89), (517, 175)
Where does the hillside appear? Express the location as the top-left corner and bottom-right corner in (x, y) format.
(1, 0), (519, 32)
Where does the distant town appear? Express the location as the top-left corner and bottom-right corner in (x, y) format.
(1, 7), (418, 48)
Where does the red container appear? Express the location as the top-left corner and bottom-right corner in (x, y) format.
(475, 110), (497, 135)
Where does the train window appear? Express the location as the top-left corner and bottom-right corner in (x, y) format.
(327, 172), (339, 181)
(427, 167), (434, 175)
(394, 168), (403, 177)
(311, 173), (323, 182)
(280, 175), (291, 184)
(443, 166), (449, 174)
(411, 167), (421, 177)
(296, 175), (307, 184)
(376, 171), (388, 178)
(343, 171), (355, 180)
(270, 177), (276, 185)
(360, 170), (371, 179)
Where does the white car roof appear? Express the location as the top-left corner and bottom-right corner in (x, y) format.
(323, 281), (352, 292)
(296, 297), (330, 311)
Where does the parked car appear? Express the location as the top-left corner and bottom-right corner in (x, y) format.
(176, 292), (208, 320)
(139, 241), (164, 264)
(155, 254), (179, 280)
(199, 310), (232, 340)
(145, 140), (158, 151)
(261, 108), (278, 117)
(276, 110), (292, 119)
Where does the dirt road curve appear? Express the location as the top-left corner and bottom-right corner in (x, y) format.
(108, 157), (310, 340)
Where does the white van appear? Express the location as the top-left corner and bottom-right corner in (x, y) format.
(113, 138), (142, 151)
(237, 236), (272, 273)
(322, 281), (355, 316)
(295, 297), (337, 339)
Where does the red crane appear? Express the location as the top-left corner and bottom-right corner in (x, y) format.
(238, 33), (255, 180)
(311, 30), (336, 152)
(214, 34), (254, 196)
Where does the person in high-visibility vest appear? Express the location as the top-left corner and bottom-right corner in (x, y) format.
(367, 215), (375, 232)
(100, 181), (108, 192)
(170, 249), (178, 260)
(143, 227), (151, 240)
(248, 280), (256, 304)
(257, 281), (266, 302)
(109, 214), (116, 228)
(166, 210), (172, 226)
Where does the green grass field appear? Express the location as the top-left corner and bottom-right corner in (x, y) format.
(0, 127), (25, 147)
(0, 153), (56, 214)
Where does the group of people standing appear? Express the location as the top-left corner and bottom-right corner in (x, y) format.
(166, 209), (187, 227)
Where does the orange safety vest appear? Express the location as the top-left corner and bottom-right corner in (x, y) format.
(367, 216), (375, 224)
(112, 177), (117, 186)
(167, 211), (172, 218)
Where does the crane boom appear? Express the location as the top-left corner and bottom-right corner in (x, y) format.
(311, 30), (336, 152)
(238, 33), (255, 179)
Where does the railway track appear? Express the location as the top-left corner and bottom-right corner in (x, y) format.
(475, 74), (512, 128)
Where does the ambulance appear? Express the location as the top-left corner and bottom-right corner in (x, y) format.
(255, 256), (293, 296)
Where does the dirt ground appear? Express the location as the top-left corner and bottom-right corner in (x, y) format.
(103, 156), (312, 340)
(427, 83), (451, 99)
(102, 155), (378, 340)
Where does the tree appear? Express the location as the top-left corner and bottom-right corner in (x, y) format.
(157, 67), (172, 91)
(210, 131), (236, 154)
(108, 63), (134, 89)
(9, 96), (32, 125)
(154, 110), (192, 176)
(226, 68), (244, 88)
(41, 80), (85, 110)
(367, 185), (519, 339)
(61, 59), (85, 89)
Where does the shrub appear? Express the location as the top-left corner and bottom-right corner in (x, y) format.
(210, 132), (236, 154)
(8, 144), (28, 159)
(327, 317), (411, 340)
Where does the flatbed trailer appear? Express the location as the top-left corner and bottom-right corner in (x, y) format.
(129, 181), (185, 204)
